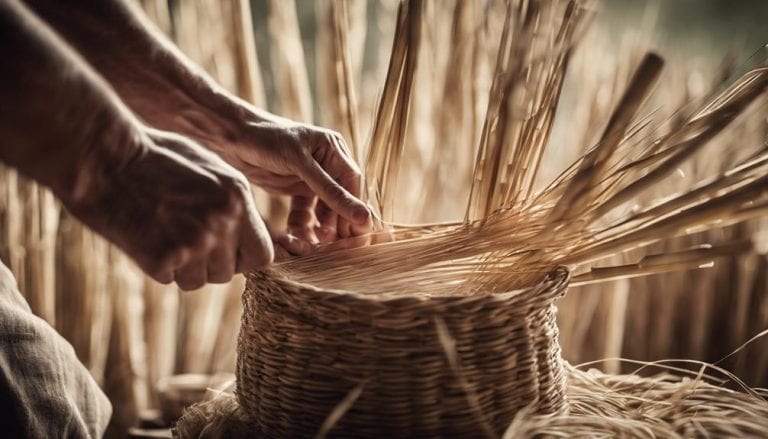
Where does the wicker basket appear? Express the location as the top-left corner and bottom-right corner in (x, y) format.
(235, 266), (571, 437)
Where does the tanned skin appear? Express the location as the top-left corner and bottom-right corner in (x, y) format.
(0, 0), (372, 290)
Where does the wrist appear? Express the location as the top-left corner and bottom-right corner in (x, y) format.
(54, 120), (149, 209)
(175, 90), (251, 154)
(160, 81), (286, 158)
(111, 58), (251, 155)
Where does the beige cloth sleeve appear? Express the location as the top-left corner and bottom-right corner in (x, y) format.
(0, 260), (111, 438)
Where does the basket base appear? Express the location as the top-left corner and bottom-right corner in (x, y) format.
(174, 364), (768, 438)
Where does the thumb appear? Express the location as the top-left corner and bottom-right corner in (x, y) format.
(236, 202), (274, 273)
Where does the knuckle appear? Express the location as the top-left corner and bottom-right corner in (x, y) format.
(142, 255), (166, 276)
(202, 200), (241, 234)
(156, 275), (174, 285)
(153, 245), (183, 270)
(194, 229), (217, 253)
(209, 275), (229, 284)
(237, 239), (274, 273)
(146, 266), (173, 284)
(207, 272), (231, 284)
(183, 281), (203, 291)
(176, 277), (194, 291)
(231, 173), (251, 193)
(298, 150), (316, 168)
(176, 273), (205, 291)
(219, 175), (248, 201)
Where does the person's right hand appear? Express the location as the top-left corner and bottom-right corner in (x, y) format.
(208, 119), (372, 244)
(61, 129), (273, 290)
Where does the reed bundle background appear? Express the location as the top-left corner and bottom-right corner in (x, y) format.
(2, 0), (768, 435)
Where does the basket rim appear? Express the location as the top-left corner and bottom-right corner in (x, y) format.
(245, 266), (570, 306)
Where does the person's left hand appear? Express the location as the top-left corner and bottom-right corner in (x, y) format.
(147, 127), (316, 262)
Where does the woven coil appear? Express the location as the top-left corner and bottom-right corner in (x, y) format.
(236, 267), (570, 437)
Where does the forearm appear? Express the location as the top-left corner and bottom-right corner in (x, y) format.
(17, 0), (372, 236)
(21, 0), (279, 156)
(0, 0), (146, 203)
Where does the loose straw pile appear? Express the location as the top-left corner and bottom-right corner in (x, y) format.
(175, 361), (768, 438)
(175, 0), (768, 437)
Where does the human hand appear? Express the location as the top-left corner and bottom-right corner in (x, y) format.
(26, 0), (373, 242)
(215, 120), (372, 243)
(62, 129), (273, 290)
(268, 228), (313, 261)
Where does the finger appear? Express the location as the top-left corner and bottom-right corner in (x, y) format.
(242, 168), (303, 187)
(351, 213), (373, 236)
(138, 243), (189, 285)
(175, 259), (208, 291)
(296, 159), (370, 225)
(148, 269), (174, 285)
(171, 206), (235, 286)
(370, 229), (395, 244)
(144, 228), (212, 284)
(329, 134), (359, 172)
(315, 230), (393, 254)
(202, 194), (238, 283)
(235, 206), (274, 273)
(337, 217), (352, 239)
(314, 201), (338, 243)
(273, 243), (292, 262)
(275, 232), (312, 257)
(328, 138), (354, 240)
(260, 182), (314, 197)
(328, 136), (365, 200)
(316, 233), (371, 253)
(331, 133), (355, 163)
(160, 246), (193, 277)
(158, 205), (220, 251)
(243, 169), (314, 196)
(206, 236), (236, 284)
(287, 196), (318, 242)
(328, 136), (372, 237)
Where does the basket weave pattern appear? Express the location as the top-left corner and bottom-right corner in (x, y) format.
(236, 267), (570, 436)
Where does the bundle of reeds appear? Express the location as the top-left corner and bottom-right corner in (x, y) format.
(175, 0), (768, 436)
(270, 4), (767, 300)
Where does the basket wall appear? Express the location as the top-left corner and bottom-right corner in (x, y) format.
(236, 267), (570, 437)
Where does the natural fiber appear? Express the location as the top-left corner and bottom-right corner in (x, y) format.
(504, 365), (768, 438)
(172, 0), (768, 436)
(175, 362), (768, 438)
(235, 267), (569, 436)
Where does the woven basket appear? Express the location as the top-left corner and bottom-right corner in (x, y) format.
(236, 267), (570, 437)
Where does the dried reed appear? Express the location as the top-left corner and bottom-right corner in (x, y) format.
(0, 1), (766, 436)
(204, 0), (768, 436)
(278, 1), (768, 302)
